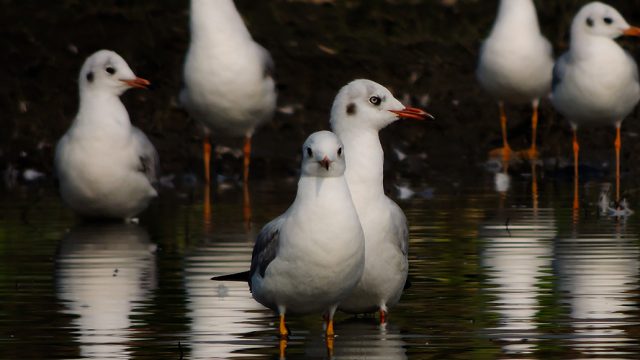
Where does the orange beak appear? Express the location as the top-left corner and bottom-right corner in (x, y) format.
(120, 77), (151, 89)
(319, 157), (331, 170)
(623, 26), (640, 37)
(389, 107), (434, 121)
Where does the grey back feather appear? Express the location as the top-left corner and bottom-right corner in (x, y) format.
(249, 215), (285, 289)
(552, 53), (569, 92)
(132, 126), (159, 186)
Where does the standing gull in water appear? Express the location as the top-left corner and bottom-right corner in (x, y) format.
(551, 2), (640, 206)
(213, 131), (365, 344)
(477, 0), (554, 161)
(181, 0), (277, 185)
(330, 79), (432, 323)
(55, 50), (158, 220)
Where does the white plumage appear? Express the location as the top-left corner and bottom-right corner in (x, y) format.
(55, 50), (158, 220)
(551, 2), (640, 202)
(330, 79), (431, 322)
(477, 0), (554, 158)
(181, 0), (277, 183)
(246, 131), (365, 337)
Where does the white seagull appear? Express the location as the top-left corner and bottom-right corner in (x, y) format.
(551, 1), (640, 204)
(477, 0), (554, 160)
(330, 79), (431, 323)
(55, 50), (158, 220)
(181, 0), (277, 184)
(213, 131), (365, 339)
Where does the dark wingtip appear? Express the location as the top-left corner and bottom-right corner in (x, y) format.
(211, 271), (251, 282)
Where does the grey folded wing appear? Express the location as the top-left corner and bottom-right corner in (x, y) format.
(390, 202), (409, 256)
(249, 215), (285, 289)
(132, 126), (159, 186)
(552, 52), (569, 92)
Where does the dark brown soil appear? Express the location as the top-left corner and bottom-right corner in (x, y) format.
(2, 0), (640, 188)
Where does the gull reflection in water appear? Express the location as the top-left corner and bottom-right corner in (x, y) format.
(480, 207), (556, 355)
(555, 222), (639, 357)
(185, 239), (271, 359)
(56, 223), (157, 359)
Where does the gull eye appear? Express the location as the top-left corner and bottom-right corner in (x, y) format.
(306, 147), (313, 157)
(603, 17), (613, 25)
(337, 147), (343, 157)
(106, 66), (116, 75)
(369, 96), (382, 106)
(586, 17), (594, 27)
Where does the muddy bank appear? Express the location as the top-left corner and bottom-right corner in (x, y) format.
(2, 0), (640, 188)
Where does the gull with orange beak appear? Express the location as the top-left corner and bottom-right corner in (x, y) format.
(330, 79), (432, 323)
(551, 2), (640, 208)
(55, 50), (158, 220)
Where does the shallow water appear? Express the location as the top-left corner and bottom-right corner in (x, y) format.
(1, 175), (640, 359)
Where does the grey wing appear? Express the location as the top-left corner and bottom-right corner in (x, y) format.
(132, 127), (159, 186)
(552, 53), (569, 93)
(390, 202), (409, 256)
(249, 215), (285, 288)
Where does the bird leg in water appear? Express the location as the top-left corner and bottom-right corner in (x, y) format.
(521, 100), (540, 160)
(573, 128), (580, 212)
(279, 338), (287, 359)
(379, 309), (387, 324)
(279, 314), (289, 338)
(489, 102), (513, 162)
(243, 135), (252, 184)
(203, 138), (212, 184)
(615, 125), (621, 203)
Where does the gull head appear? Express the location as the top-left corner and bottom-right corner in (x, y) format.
(571, 2), (640, 40)
(301, 131), (346, 178)
(79, 50), (150, 96)
(330, 79), (432, 134)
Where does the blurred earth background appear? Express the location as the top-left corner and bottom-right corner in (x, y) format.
(2, 0), (640, 194)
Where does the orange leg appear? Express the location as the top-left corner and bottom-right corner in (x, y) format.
(326, 335), (335, 358)
(573, 128), (580, 212)
(531, 162), (538, 212)
(279, 314), (289, 338)
(203, 138), (212, 185)
(525, 101), (539, 159)
(243, 135), (252, 184)
(615, 125), (621, 203)
(325, 316), (335, 337)
(203, 184), (212, 233)
(279, 338), (287, 359)
(379, 309), (387, 324)
(489, 102), (513, 162)
(243, 182), (252, 230)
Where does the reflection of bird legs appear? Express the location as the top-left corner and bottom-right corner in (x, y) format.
(243, 135), (252, 185)
(531, 161), (538, 212)
(572, 127), (580, 223)
(203, 137), (212, 185)
(243, 182), (252, 230)
(204, 184), (212, 233)
(615, 123), (621, 203)
(278, 337), (287, 360)
(520, 100), (540, 160)
(489, 102), (513, 163)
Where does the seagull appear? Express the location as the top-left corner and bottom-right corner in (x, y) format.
(181, 0), (277, 184)
(212, 131), (365, 339)
(551, 1), (640, 205)
(329, 79), (431, 323)
(477, 0), (554, 161)
(55, 50), (158, 220)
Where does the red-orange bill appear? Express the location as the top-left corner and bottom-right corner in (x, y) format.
(389, 107), (434, 120)
(121, 77), (151, 89)
(623, 26), (640, 37)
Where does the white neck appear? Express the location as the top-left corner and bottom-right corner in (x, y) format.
(75, 89), (131, 130)
(189, 0), (252, 45)
(491, 0), (541, 38)
(333, 126), (385, 202)
(570, 32), (622, 61)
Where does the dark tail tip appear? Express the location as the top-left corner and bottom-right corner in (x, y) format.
(211, 271), (250, 282)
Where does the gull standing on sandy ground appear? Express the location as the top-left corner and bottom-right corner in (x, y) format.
(551, 2), (640, 207)
(213, 131), (365, 347)
(330, 79), (432, 323)
(55, 50), (158, 220)
(181, 0), (277, 185)
(477, 0), (554, 162)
